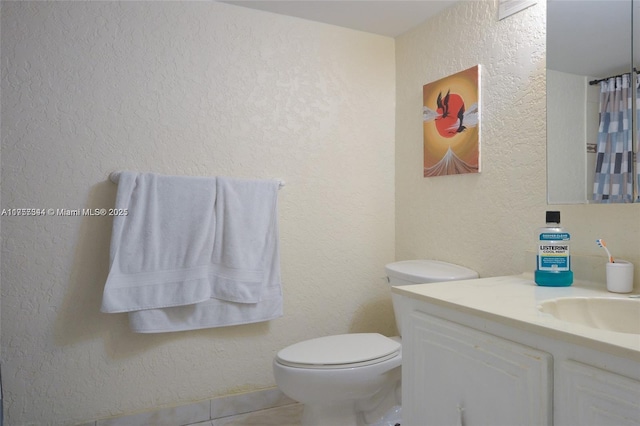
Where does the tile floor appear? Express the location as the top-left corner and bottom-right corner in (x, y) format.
(80, 388), (302, 426)
(193, 403), (303, 426)
(82, 386), (400, 426)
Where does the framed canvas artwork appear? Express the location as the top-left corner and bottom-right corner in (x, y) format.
(423, 65), (480, 177)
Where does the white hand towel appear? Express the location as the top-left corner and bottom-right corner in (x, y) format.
(208, 176), (281, 303)
(101, 172), (282, 321)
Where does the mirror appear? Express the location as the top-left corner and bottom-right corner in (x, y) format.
(547, 0), (637, 204)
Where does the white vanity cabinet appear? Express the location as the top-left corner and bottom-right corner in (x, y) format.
(394, 275), (640, 426)
(404, 310), (552, 425)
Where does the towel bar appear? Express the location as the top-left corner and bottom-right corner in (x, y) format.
(109, 172), (285, 188)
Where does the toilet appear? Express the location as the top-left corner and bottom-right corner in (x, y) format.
(272, 260), (479, 426)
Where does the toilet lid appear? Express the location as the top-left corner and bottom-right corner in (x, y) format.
(276, 333), (400, 369)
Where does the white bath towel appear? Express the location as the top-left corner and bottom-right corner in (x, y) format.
(101, 172), (282, 331)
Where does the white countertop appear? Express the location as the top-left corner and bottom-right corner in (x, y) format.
(392, 274), (640, 360)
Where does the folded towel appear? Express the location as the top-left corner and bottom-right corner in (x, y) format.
(101, 172), (282, 328)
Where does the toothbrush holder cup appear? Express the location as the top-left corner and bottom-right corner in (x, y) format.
(606, 260), (634, 294)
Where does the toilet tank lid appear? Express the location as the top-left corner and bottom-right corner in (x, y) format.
(385, 260), (478, 283)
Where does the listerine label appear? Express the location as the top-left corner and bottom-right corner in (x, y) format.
(539, 233), (570, 241)
(538, 232), (570, 271)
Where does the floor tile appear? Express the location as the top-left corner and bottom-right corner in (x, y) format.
(212, 403), (303, 426)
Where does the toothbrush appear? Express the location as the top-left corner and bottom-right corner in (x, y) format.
(596, 239), (614, 263)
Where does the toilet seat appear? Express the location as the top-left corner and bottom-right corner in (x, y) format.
(276, 333), (400, 369)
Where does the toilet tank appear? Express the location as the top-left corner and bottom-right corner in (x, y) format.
(385, 260), (479, 336)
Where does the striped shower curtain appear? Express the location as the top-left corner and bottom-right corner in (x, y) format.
(636, 73), (640, 202)
(592, 73), (634, 203)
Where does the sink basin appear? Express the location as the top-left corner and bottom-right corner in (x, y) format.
(538, 297), (640, 335)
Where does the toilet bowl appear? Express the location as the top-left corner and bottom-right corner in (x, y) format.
(273, 260), (478, 426)
(273, 333), (401, 426)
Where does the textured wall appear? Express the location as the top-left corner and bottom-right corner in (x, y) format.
(395, 1), (640, 277)
(0, 2), (395, 424)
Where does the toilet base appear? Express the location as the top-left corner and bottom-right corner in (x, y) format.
(298, 378), (401, 426)
(299, 403), (402, 426)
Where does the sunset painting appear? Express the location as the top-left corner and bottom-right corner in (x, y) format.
(423, 65), (480, 177)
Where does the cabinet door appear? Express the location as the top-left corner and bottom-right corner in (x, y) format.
(403, 311), (552, 426)
(556, 360), (640, 426)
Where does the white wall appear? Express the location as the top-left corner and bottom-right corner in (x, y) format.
(395, 1), (640, 277)
(0, 2), (396, 424)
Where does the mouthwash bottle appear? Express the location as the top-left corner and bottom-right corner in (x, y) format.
(535, 211), (573, 287)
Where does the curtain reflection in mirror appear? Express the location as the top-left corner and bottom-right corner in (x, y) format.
(636, 73), (640, 202)
(592, 74), (634, 203)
